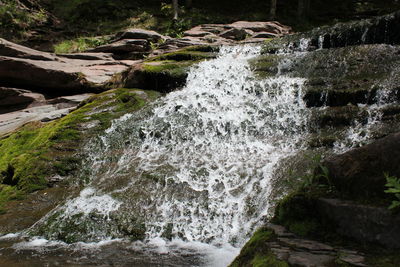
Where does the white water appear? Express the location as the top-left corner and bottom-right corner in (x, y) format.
(23, 45), (311, 266)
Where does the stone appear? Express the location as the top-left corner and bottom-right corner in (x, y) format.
(183, 26), (212, 37)
(278, 237), (334, 252)
(252, 32), (278, 38)
(113, 28), (167, 42)
(56, 52), (114, 61)
(319, 132), (400, 199)
(219, 28), (250, 41)
(89, 39), (150, 54)
(0, 93), (93, 137)
(288, 251), (334, 267)
(229, 21), (292, 35)
(0, 39), (139, 93)
(317, 198), (400, 249)
(0, 38), (57, 61)
(0, 87), (45, 113)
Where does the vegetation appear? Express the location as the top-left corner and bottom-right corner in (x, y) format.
(1, 0), (399, 50)
(229, 227), (288, 267)
(54, 36), (111, 54)
(384, 173), (400, 210)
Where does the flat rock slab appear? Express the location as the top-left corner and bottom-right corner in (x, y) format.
(0, 38), (140, 93)
(0, 93), (93, 137)
(265, 223), (367, 267)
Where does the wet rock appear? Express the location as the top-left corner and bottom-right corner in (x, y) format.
(231, 223), (367, 267)
(264, 10), (400, 53)
(320, 132), (400, 199)
(317, 198), (400, 249)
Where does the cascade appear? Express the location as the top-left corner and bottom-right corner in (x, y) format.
(22, 45), (311, 265)
(1, 44), (397, 266)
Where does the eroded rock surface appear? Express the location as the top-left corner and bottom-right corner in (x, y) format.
(0, 38), (138, 93)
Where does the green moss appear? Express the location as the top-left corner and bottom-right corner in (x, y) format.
(230, 227), (283, 267)
(251, 254), (289, 267)
(272, 192), (325, 238)
(148, 49), (216, 62)
(143, 61), (194, 76)
(0, 88), (160, 212)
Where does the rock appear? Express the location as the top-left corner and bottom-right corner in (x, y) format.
(89, 39), (150, 54)
(0, 39), (139, 93)
(252, 32), (278, 38)
(264, 10), (400, 53)
(317, 198), (400, 249)
(231, 224), (367, 267)
(288, 251), (334, 267)
(183, 26), (212, 37)
(0, 87), (45, 113)
(117, 62), (188, 93)
(320, 132), (400, 199)
(229, 21), (292, 35)
(0, 93), (93, 137)
(0, 38), (57, 61)
(113, 28), (167, 42)
(219, 28), (250, 41)
(56, 52), (114, 61)
(0, 56), (90, 92)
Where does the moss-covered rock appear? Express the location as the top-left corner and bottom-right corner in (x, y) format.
(262, 10), (400, 54)
(230, 227), (288, 267)
(0, 88), (160, 217)
(110, 46), (218, 93)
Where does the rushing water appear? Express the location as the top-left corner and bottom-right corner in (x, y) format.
(0, 43), (397, 266)
(0, 45), (311, 266)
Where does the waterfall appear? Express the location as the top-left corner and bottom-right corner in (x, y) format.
(23, 45), (311, 266)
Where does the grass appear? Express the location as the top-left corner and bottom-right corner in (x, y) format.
(54, 36), (111, 54)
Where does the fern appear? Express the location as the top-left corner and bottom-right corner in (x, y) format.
(384, 173), (400, 210)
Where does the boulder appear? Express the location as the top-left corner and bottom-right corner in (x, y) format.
(113, 28), (167, 42)
(317, 198), (400, 248)
(320, 132), (400, 199)
(219, 28), (250, 41)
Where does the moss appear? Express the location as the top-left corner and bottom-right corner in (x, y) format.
(229, 227), (284, 267)
(142, 61), (193, 78)
(271, 191), (335, 238)
(0, 88), (160, 213)
(251, 254), (289, 267)
(147, 49), (217, 62)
